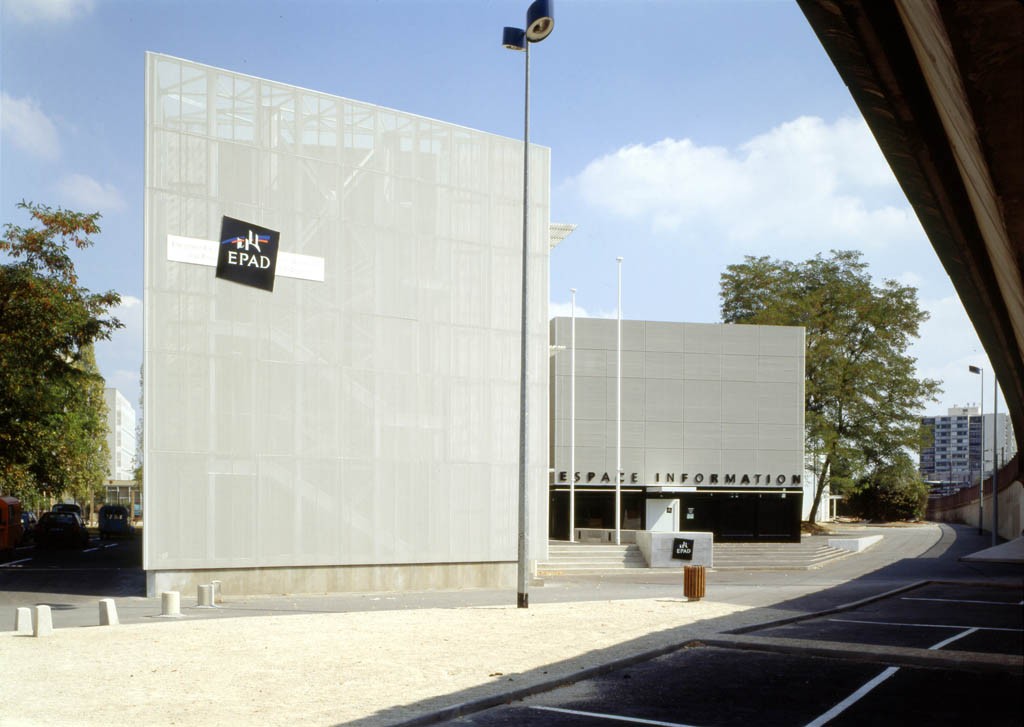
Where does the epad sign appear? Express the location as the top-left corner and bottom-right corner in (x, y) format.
(216, 216), (280, 292)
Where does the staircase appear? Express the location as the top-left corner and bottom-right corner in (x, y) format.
(536, 536), (852, 575)
(712, 537), (852, 571)
(536, 542), (647, 576)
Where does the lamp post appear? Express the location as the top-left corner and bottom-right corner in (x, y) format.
(968, 365), (984, 535)
(503, 0), (555, 610)
(992, 377), (999, 546)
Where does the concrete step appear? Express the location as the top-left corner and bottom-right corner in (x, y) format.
(538, 537), (854, 575)
(537, 543), (646, 575)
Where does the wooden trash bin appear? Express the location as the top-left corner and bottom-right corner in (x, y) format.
(683, 565), (706, 601)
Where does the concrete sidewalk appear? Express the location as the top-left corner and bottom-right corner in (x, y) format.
(2, 522), (1020, 726)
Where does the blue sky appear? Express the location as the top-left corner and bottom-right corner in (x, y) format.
(1, 0), (1001, 423)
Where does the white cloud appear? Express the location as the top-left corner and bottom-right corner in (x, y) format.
(0, 93), (61, 161)
(56, 173), (125, 213)
(566, 115), (919, 253)
(549, 301), (592, 319)
(5, 0), (95, 23)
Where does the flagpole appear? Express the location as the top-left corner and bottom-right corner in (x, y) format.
(616, 256), (623, 546)
(569, 288), (576, 543)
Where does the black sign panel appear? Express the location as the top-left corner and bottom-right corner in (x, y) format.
(671, 538), (695, 561)
(216, 216), (280, 292)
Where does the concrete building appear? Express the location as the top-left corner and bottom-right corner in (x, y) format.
(103, 388), (136, 481)
(920, 406), (1016, 494)
(143, 54), (551, 596)
(549, 318), (806, 542)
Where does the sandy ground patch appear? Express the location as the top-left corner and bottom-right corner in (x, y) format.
(3, 598), (752, 726)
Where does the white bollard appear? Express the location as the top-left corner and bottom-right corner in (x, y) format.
(197, 584), (213, 607)
(15, 607), (32, 635)
(33, 605), (53, 637)
(160, 590), (181, 617)
(99, 598), (119, 626)
(211, 580), (222, 604)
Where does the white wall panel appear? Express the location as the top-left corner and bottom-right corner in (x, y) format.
(145, 54), (549, 572)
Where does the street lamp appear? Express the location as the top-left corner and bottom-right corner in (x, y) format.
(968, 365), (984, 535)
(503, 0), (555, 610)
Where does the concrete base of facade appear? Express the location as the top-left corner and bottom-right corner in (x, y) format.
(146, 561), (518, 598)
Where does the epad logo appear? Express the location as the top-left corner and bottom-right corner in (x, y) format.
(215, 216), (280, 292)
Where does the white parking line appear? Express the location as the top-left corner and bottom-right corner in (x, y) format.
(803, 666), (900, 727)
(902, 597), (1024, 606)
(83, 547), (100, 553)
(804, 626), (981, 727)
(531, 706), (701, 727)
(928, 628), (979, 650)
(0, 557), (33, 567)
(829, 617), (1020, 632)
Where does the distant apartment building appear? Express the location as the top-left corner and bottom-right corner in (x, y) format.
(104, 388), (137, 481)
(920, 405), (1015, 494)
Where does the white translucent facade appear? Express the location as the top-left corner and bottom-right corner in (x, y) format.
(104, 388), (137, 481)
(144, 54), (550, 594)
(550, 319), (805, 481)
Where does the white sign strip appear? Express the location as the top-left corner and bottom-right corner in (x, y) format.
(277, 251), (325, 282)
(166, 235), (325, 282)
(167, 234), (218, 267)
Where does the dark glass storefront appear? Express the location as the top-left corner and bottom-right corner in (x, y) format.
(549, 487), (803, 543)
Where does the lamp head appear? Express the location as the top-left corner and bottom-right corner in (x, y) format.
(969, 365), (982, 374)
(502, 26), (526, 51)
(526, 0), (554, 42)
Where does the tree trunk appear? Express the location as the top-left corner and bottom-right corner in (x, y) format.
(808, 453), (832, 523)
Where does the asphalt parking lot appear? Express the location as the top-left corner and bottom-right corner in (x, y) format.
(435, 580), (1023, 727)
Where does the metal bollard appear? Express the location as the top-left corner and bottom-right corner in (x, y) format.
(160, 590), (181, 617)
(99, 598), (119, 626)
(15, 607), (32, 635)
(197, 584), (214, 607)
(683, 565), (706, 601)
(33, 604), (54, 636)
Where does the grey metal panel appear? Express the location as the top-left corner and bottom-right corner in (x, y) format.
(683, 352), (722, 381)
(722, 382), (758, 424)
(757, 356), (801, 383)
(644, 379), (684, 422)
(722, 354), (757, 382)
(722, 325), (758, 355)
(645, 420), (684, 449)
(644, 321), (684, 352)
(644, 351), (682, 379)
(683, 422), (722, 451)
(548, 317), (805, 492)
(683, 381), (723, 423)
(607, 350), (645, 379)
(684, 323), (723, 354)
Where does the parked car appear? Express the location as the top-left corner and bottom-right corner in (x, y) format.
(98, 505), (134, 539)
(19, 511), (38, 545)
(52, 502), (83, 517)
(34, 511), (90, 549)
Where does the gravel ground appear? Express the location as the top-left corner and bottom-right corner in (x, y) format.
(2, 597), (756, 726)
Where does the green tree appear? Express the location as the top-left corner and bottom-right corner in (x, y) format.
(848, 453), (929, 521)
(0, 201), (122, 500)
(720, 250), (941, 522)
